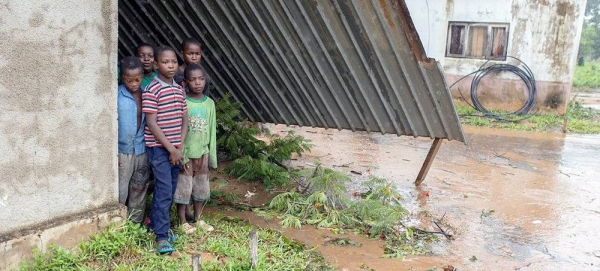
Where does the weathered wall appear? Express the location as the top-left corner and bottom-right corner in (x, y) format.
(0, 0), (119, 240)
(406, 0), (587, 113)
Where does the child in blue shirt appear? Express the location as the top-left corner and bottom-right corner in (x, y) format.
(117, 56), (150, 224)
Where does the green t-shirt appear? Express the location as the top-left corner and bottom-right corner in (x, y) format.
(182, 95), (217, 168)
(141, 72), (158, 90)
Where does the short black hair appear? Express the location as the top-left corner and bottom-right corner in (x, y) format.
(121, 56), (143, 72)
(181, 38), (202, 51)
(136, 42), (154, 54)
(154, 45), (176, 61)
(184, 63), (211, 94)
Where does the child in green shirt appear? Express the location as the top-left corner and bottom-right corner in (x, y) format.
(173, 63), (216, 234)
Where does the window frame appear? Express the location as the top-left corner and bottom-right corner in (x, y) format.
(445, 22), (510, 61)
(446, 23), (468, 58)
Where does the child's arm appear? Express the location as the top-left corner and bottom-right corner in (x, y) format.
(180, 104), (188, 150)
(146, 113), (183, 165)
(208, 102), (217, 169)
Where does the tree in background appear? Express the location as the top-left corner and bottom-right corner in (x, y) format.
(578, 0), (600, 62)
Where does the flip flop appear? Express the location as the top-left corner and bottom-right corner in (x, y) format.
(197, 220), (215, 232)
(181, 223), (196, 234)
(156, 241), (175, 255)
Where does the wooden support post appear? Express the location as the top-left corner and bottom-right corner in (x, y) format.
(192, 253), (202, 271)
(249, 229), (258, 268)
(415, 138), (443, 186)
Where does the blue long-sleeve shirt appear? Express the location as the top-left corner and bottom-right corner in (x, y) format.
(117, 85), (146, 155)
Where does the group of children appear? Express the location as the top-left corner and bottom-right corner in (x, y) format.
(117, 38), (217, 254)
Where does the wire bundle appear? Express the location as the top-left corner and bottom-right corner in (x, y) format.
(451, 56), (537, 121)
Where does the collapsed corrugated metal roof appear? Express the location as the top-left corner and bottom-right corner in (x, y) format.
(118, 0), (465, 142)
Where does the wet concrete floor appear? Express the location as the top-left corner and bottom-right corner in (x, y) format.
(213, 125), (600, 270)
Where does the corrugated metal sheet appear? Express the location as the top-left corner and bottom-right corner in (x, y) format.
(118, 0), (465, 142)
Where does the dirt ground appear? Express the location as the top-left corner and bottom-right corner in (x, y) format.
(207, 124), (600, 270)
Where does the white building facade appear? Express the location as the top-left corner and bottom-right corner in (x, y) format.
(406, 0), (587, 113)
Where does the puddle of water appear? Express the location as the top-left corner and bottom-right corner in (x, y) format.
(256, 124), (600, 270)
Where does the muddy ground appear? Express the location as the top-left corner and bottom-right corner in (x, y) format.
(207, 124), (600, 270)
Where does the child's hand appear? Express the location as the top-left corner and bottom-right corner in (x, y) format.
(169, 148), (184, 165)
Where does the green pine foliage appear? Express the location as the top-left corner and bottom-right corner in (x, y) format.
(259, 166), (407, 237)
(263, 131), (312, 163)
(215, 93), (312, 187)
(225, 155), (290, 188)
(215, 93), (266, 160)
(256, 168), (440, 258)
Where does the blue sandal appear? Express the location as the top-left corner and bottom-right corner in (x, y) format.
(156, 241), (175, 255)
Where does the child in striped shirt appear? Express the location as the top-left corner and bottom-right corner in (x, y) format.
(142, 45), (187, 255)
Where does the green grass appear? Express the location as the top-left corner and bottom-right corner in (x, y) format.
(455, 101), (600, 134)
(573, 62), (600, 89)
(20, 217), (333, 271)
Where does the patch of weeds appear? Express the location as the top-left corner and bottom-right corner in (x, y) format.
(454, 101), (600, 134)
(21, 217), (333, 271)
(21, 246), (88, 271)
(192, 217), (334, 270)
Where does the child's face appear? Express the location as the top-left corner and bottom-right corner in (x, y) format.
(182, 43), (202, 65)
(122, 68), (143, 92)
(136, 46), (154, 74)
(186, 69), (206, 95)
(155, 50), (178, 80)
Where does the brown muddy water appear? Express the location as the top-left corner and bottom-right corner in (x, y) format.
(210, 125), (600, 270)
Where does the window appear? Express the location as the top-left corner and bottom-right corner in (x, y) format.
(446, 22), (509, 60)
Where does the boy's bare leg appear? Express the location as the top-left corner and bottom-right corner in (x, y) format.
(193, 200), (204, 222)
(185, 198), (194, 222)
(176, 203), (187, 225)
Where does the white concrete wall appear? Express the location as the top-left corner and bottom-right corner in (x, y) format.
(0, 0), (119, 237)
(406, 0), (587, 112)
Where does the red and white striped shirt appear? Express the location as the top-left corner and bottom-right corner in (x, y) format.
(142, 77), (187, 148)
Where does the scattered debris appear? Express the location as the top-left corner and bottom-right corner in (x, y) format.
(245, 191), (256, 198)
(480, 209), (495, 219)
(558, 170), (571, 177)
(333, 162), (353, 168)
(350, 170), (363, 175)
(469, 255), (478, 262)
